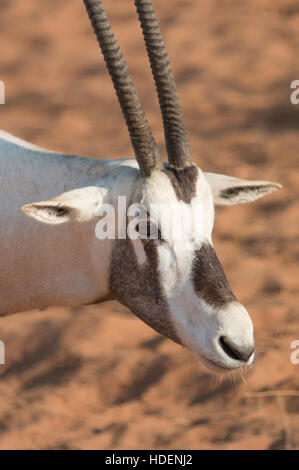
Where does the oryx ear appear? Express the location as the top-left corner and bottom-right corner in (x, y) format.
(204, 172), (282, 206)
(21, 186), (109, 225)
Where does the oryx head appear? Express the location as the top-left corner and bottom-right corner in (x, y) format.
(22, 0), (281, 373)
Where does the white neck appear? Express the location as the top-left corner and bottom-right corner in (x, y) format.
(0, 130), (139, 315)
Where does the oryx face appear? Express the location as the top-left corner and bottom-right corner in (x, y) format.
(109, 166), (254, 373)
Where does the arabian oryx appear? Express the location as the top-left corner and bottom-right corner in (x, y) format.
(0, 0), (281, 373)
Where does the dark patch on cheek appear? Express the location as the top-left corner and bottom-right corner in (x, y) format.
(109, 238), (181, 345)
(162, 165), (198, 203)
(220, 185), (268, 199)
(192, 243), (236, 307)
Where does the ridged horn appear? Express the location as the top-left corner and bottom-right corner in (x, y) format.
(83, 0), (163, 177)
(135, 0), (193, 169)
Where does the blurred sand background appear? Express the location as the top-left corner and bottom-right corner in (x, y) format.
(0, 0), (298, 449)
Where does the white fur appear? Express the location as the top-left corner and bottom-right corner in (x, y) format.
(0, 130), (137, 314)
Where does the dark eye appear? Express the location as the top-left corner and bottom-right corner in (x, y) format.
(146, 220), (151, 238)
(146, 220), (162, 240)
(136, 214), (164, 242)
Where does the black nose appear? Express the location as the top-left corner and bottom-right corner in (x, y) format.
(219, 336), (254, 363)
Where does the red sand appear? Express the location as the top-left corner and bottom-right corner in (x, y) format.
(0, 0), (298, 449)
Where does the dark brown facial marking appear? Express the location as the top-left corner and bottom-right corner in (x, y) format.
(220, 185), (270, 199)
(192, 243), (236, 307)
(109, 238), (181, 344)
(162, 165), (198, 203)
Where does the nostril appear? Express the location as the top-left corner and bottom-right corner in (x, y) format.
(219, 336), (241, 361)
(219, 336), (254, 363)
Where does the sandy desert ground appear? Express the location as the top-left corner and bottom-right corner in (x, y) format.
(0, 0), (298, 449)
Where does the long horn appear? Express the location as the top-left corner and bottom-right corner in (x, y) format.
(83, 0), (163, 177)
(135, 0), (193, 169)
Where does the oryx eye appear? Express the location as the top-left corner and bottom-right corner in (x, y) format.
(137, 215), (162, 241)
(146, 215), (162, 240)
